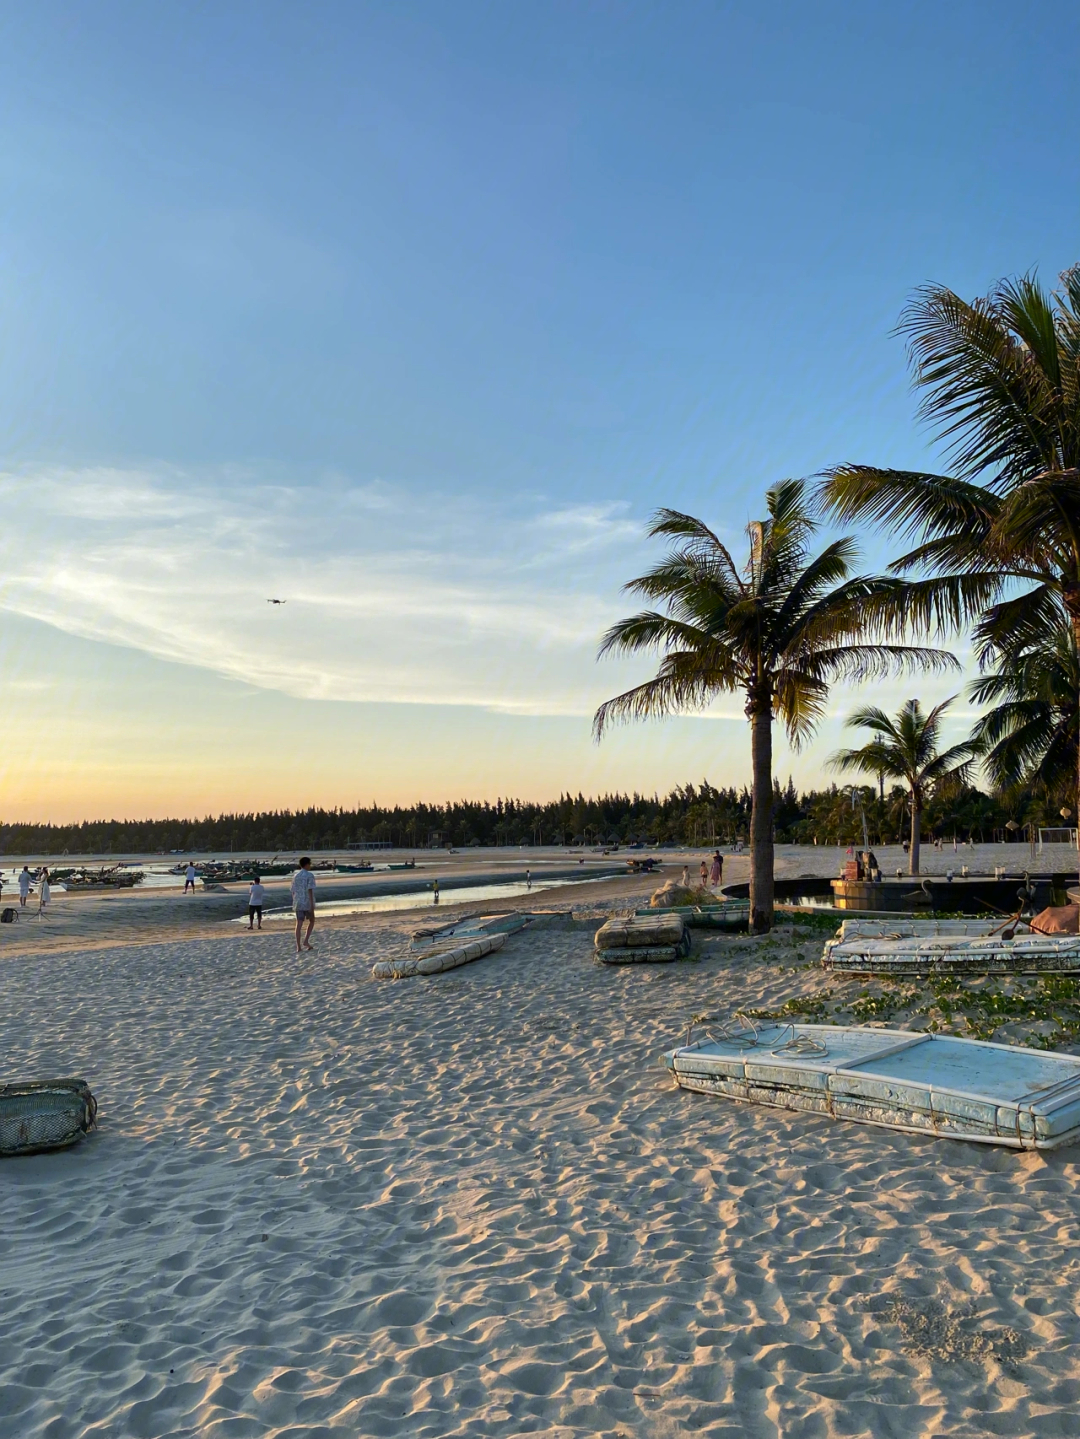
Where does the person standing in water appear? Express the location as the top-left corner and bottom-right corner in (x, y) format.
(247, 874), (266, 930)
(18, 866), (31, 908)
(291, 857), (316, 953)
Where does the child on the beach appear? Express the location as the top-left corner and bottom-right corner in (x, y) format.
(247, 875), (266, 930)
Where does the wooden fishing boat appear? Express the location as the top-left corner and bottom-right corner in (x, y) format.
(53, 866), (143, 890)
(1, 1079), (98, 1156)
(822, 919), (1080, 975)
(664, 1019), (1080, 1149)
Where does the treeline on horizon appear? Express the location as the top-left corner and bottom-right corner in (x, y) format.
(0, 778), (1060, 855)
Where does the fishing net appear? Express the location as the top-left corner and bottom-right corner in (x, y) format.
(0, 1080), (97, 1156)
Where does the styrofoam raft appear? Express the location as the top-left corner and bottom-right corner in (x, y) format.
(664, 1024), (1080, 1149)
(372, 931), (506, 979)
(596, 914), (685, 948)
(595, 913), (691, 964)
(635, 903), (749, 930)
(597, 944), (682, 965)
(823, 927), (1080, 975)
(1, 1079), (97, 1157)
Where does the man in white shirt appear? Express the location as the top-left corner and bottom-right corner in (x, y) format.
(291, 856), (316, 954)
(18, 866), (32, 907)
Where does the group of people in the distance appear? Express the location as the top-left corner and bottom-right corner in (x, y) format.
(4, 864), (52, 916)
(681, 851), (725, 891)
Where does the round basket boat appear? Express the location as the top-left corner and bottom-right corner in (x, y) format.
(0, 1079), (98, 1157)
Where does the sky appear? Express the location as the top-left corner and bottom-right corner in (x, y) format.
(0, 1), (1078, 821)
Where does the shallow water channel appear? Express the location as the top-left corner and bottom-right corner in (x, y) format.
(242, 872), (622, 922)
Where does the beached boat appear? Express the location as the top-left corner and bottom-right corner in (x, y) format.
(52, 865), (143, 890)
(663, 1019), (1080, 1149)
(822, 919), (1080, 975)
(0, 1079), (98, 1156)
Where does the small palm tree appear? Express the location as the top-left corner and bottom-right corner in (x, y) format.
(818, 267), (1080, 823)
(594, 480), (955, 930)
(969, 621), (1079, 805)
(831, 698), (975, 874)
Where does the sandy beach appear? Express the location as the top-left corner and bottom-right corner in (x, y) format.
(5, 852), (1080, 1437)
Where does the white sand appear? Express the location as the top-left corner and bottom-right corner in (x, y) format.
(4, 912), (1080, 1437)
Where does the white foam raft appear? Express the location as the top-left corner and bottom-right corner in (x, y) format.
(372, 912), (528, 979)
(594, 912), (691, 964)
(664, 1020), (1080, 1149)
(372, 931), (506, 979)
(822, 918), (1080, 976)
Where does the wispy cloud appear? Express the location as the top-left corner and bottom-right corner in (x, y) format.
(0, 466), (660, 715)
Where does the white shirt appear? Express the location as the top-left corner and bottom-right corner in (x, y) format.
(18, 871), (31, 895)
(248, 882), (266, 906)
(291, 869), (316, 909)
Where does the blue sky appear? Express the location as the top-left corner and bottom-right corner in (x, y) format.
(0, 2), (1078, 819)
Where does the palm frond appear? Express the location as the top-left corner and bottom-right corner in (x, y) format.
(817, 466), (998, 540)
(898, 281), (1056, 484)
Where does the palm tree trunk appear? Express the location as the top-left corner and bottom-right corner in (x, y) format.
(1063, 599), (1080, 871)
(910, 792), (921, 876)
(749, 700), (774, 933)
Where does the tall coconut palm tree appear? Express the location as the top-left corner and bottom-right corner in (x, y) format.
(969, 620), (1079, 805)
(831, 698), (975, 874)
(593, 479), (955, 931)
(818, 267), (1080, 823)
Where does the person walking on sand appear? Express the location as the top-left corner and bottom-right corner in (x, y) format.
(709, 851), (723, 888)
(18, 866), (31, 908)
(247, 875), (266, 930)
(184, 862), (197, 894)
(291, 856), (316, 953)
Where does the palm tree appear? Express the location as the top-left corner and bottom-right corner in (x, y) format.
(593, 480), (955, 931)
(818, 267), (1080, 823)
(969, 620), (1079, 805)
(831, 698), (975, 874)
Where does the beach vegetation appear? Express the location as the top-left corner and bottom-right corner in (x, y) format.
(969, 620), (1079, 809)
(593, 480), (954, 930)
(819, 266), (1080, 830)
(830, 697), (976, 873)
